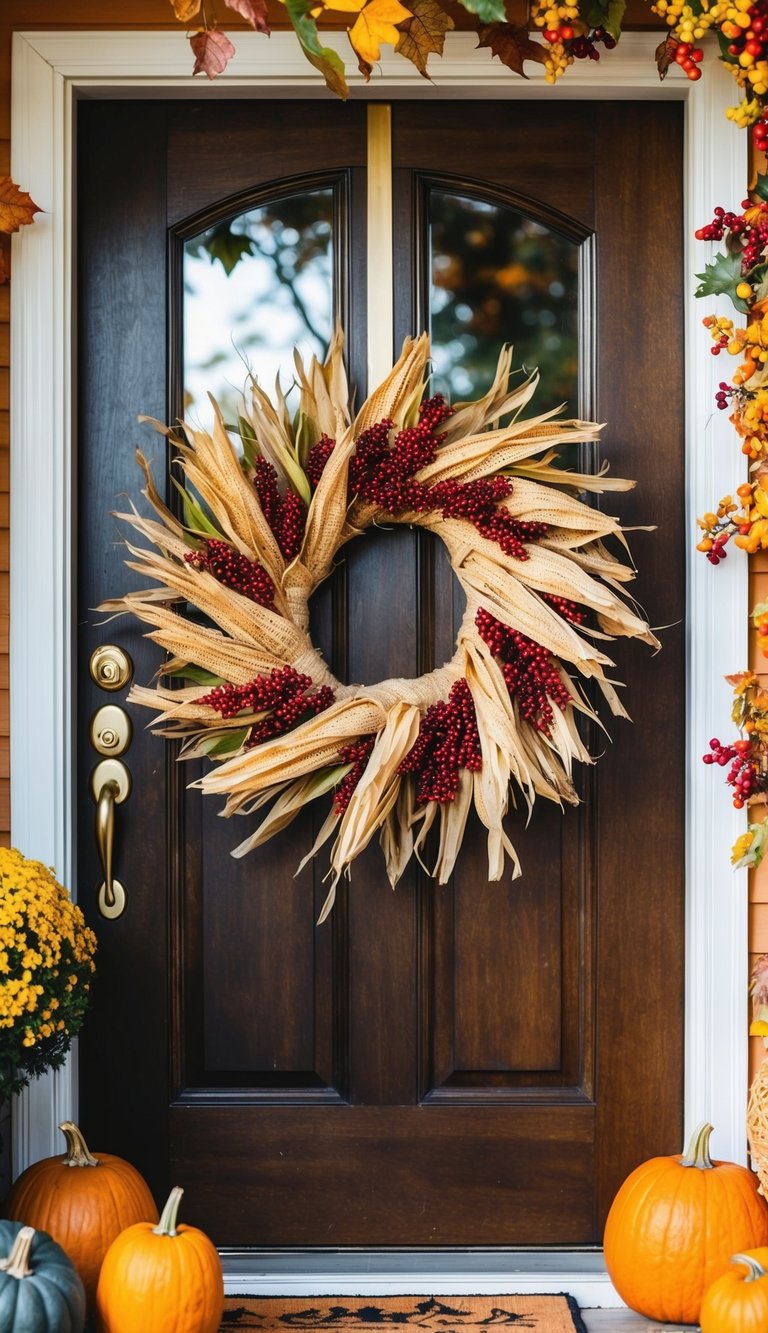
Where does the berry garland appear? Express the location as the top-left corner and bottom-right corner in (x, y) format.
(694, 170), (768, 870)
(169, 0), (768, 129)
(108, 332), (655, 921)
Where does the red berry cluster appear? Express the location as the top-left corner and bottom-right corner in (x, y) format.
(197, 664), (334, 739)
(709, 330), (731, 357)
(672, 40), (704, 80)
(430, 476), (548, 560)
(541, 592), (586, 625)
(184, 539), (276, 608)
(755, 107), (768, 152)
(334, 736), (376, 814)
(399, 679), (482, 804)
(348, 399), (546, 561)
(702, 736), (764, 808)
(716, 380), (735, 411)
(476, 607), (571, 735)
(306, 434), (335, 489)
(349, 396), (452, 511)
(253, 459), (308, 561)
(706, 532), (730, 565)
(567, 26), (617, 59)
(695, 204), (750, 245)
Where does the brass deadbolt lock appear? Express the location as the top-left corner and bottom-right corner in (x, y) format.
(89, 645), (133, 692)
(90, 705), (132, 757)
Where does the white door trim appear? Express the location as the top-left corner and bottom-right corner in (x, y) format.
(10, 27), (748, 1300)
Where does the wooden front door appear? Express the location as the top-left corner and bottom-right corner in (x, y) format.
(76, 97), (684, 1247)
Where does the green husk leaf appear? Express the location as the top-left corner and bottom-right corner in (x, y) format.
(237, 414), (259, 469)
(172, 478), (227, 538)
(165, 665), (227, 686)
(197, 729), (250, 757)
(294, 411), (316, 469)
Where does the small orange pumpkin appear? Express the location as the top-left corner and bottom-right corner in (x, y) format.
(5, 1121), (158, 1311)
(96, 1185), (224, 1333)
(701, 1252), (768, 1332)
(603, 1122), (768, 1324)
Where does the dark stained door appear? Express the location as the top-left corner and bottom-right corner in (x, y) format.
(76, 98), (684, 1246)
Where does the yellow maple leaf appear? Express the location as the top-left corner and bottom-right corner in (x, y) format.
(349, 0), (412, 64)
(320, 0), (368, 11)
(170, 0), (203, 19)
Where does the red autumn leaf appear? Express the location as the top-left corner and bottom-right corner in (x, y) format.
(0, 177), (42, 235)
(395, 0), (454, 77)
(225, 0), (271, 33)
(476, 23), (546, 78)
(190, 27), (237, 78)
(655, 33), (678, 79)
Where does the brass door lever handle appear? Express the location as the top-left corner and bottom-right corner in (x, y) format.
(90, 759), (132, 919)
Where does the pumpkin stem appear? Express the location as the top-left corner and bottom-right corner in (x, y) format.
(0, 1226), (35, 1279)
(58, 1120), (99, 1167)
(679, 1121), (715, 1169)
(733, 1253), (768, 1282)
(153, 1185), (184, 1237)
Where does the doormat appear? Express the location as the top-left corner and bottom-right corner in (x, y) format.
(219, 1294), (588, 1333)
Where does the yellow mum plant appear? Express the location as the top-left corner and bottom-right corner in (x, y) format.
(0, 848), (96, 1103)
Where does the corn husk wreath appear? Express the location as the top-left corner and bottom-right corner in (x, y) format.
(105, 330), (657, 922)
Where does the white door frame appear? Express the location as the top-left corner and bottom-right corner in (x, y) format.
(10, 27), (748, 1301)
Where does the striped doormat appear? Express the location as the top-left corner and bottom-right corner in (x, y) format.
(219, 1294), (588, 1332)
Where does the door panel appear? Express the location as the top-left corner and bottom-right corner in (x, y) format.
(77, 97), (684, 1246)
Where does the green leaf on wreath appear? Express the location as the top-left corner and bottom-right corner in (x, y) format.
(283, 0), (349, 99)
(457, 0), (507, 27)
(173, 479), (227, 539)
(695, 248), (750, 312)
(165, 665), (227, 686)
(753, 172), (768, 203)
(197, 729), (251, 757)
(237, 414), (259, 469)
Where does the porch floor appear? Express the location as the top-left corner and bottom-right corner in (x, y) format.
(583, 1313), (692, 1331)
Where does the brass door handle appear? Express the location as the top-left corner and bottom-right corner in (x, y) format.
(90, 759), (132, 920)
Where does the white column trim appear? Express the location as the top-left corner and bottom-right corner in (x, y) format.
(9, 26), (748, 1289)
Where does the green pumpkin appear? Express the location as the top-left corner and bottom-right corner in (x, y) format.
(0, 1220), (85, 1332)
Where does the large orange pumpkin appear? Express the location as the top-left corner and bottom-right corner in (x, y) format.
(700, 1252), (768, 1333)
(96, 1185), (224, 1333)
(5, 1121), (158, 1311)
(603, 1122), (768, 1324)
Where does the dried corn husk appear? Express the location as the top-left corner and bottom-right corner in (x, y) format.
(107, 333), (657, 914)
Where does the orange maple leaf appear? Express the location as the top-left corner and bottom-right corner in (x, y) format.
(349, 0), (412, 64)
(0, 177), (42, 235)
(189, 27), (238, 77)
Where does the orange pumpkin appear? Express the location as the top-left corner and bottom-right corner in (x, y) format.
(5, 1121), (158, 1310)
(701, 1252), (768, 1332)
(96, 1185), (224, 1333)
(603, 1122), (768, 1324)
